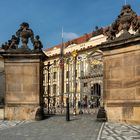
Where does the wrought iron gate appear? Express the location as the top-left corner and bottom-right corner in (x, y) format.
(43, 49), (103, 116)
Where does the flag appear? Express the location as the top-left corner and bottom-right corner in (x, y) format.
(59, 58), (64, 68)
(59, 27), (64, 68)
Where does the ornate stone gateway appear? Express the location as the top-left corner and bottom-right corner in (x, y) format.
(0, 22), (46, 120)
(100, 5), (140, 123)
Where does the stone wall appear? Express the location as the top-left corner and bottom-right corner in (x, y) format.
(0, 109), (4, 119)
(3, 53), (43, 120)
(103, 43), (140, 124)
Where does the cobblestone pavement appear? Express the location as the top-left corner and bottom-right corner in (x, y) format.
(0, 115), (102, 140)
(0, 120), (31, 130)
(2, 116), (140, 140)
(100, 122), (140, 140)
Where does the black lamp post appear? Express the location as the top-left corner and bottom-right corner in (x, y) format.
(66, 58), (70, 121)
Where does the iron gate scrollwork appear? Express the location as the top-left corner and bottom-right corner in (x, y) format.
(43, 49), (103, 115)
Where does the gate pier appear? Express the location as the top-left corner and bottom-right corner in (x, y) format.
(0, 22), (47, 120)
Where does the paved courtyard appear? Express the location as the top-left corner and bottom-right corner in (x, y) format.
(100, 122), (140, 140)
(0, 115), (102, 140)
(0, 120), (30, 130)
(0, 115), (140, 140)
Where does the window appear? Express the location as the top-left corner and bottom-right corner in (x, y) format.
(76, 82), (77, 90)
(66, 71), (69, 78)
(81, 70), (84, 77)
(66, 84), (69, 92)
(93, 83), (101, 96)
(91, 86), (94, 95)
(75, 69), (77, 77)
(53, 84), (57, 94)
(84, 82), (87, 87)
(53, 72), (57, 79)
(48, 85), (50, 93)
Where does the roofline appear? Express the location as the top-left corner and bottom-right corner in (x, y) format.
(44, 15), (140, 53)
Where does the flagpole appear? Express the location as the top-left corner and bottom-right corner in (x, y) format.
(61, 27), (64, 57)
(59, 27), (64, 113)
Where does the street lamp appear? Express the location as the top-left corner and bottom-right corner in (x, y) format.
(66, 58), (70, 121)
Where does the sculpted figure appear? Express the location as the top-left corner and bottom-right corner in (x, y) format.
(105, 22), (118, 40)
(1, 35), (19, 50)
(16, 22), (34, 49)
(33, 35), (43, 50)
(119, 5), (133, 32)
(132, 16), (140, 34)
(1, 42), (9, 50)
(1, 22), (44, 51)
(9, 35), (19, 49)
(1, 43), (8, 50)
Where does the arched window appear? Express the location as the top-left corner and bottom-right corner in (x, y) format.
(91, 83), (101, 97)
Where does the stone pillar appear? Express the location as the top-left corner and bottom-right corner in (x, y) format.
(2, 51), (46, 120)
(101, 36), (140, 124)
(0, 55), (5, 119)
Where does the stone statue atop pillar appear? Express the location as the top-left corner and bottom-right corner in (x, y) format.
(9, 35), (19, 49)
(1, 35), (19, 50)
(33, 35), (43, 51)
(16, 22), (34, 49)
(1, 22), (43, 51)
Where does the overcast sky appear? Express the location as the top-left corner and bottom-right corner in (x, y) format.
(0, 0), (140, 49)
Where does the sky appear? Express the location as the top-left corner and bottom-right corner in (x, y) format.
(0, 0), (140, 49)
